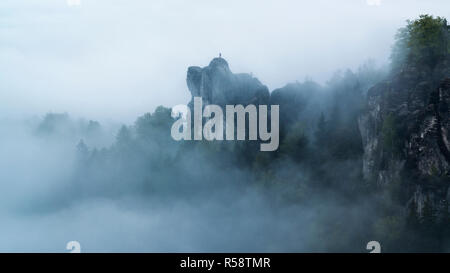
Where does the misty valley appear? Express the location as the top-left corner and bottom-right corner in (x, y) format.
(0, 12), (449, 253)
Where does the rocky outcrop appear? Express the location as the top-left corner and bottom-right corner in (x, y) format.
(359, 63), (450, 214)
(186, 57), (270, 108)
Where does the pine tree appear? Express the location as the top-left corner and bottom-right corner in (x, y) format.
(116, 125), (132, 146)
(315, 112), (327, 147)
(76, 139), (89, 158)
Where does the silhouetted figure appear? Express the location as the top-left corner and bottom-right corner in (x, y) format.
(219, 53), (222, 58)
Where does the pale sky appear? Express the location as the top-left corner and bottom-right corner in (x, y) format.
(0, 0), (449, 122)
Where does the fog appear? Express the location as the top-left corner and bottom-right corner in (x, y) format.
(0, 119), (374, 252)
(1, 0), (448, 121)
(0, 1), (449, 253)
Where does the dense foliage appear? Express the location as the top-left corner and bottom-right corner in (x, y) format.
(391, 15), (449, 70)
(33, 15), (449, 252)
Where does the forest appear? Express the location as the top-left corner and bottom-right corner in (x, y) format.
(1, 14), (449, 252)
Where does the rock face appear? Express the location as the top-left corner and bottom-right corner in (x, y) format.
(359, 63), (450, 214)
(186, 57), (270, 108)
(186, 58), (324, 134)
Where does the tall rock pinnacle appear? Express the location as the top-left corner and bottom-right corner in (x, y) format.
(186, 57), (270, 108)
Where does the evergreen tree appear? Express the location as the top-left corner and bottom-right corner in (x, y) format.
(391, 14), (449, 70)
(116, 125), (132, 147)
(76, 139), (89, 157)
(315, 112), (327, 148)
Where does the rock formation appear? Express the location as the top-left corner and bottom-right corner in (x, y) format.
(359, 62), (450, 214)
(186, 57), (270, 108)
